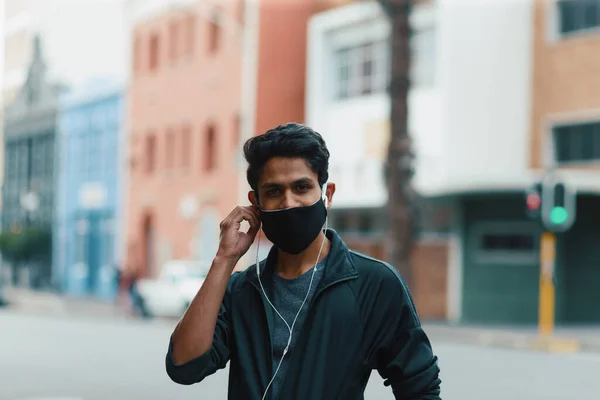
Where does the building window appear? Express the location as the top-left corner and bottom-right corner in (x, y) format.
(481, 234), (535, 251)
(233, 113), (241, 148)
(236, 0), (245, 23)
(473, 222), (539, 264)
(357, 212), (373, 234)
(337, 48), (350, 99)
(169, 21), (180, 61)
(333, 213), (349, 233)
(203, 124), (216, 171)
(133, 36), (141, 72)
(360, 43), (374, 95)
(181, 124), (191, 168)
(6, 144), (16, 180)
(149, 33), (160, 71)
(185, 14), (196, 56)
(208, 12), (221, 54)
(558, 0), (600, 36)
(146, 133), (156, 174)
(335, 40), (388, 100)
(411, 25), (436, 87)
(553, 121), (600, 163)
(166, 128), (175, 169)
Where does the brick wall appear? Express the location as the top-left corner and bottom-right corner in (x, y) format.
(530, 0), (600, 168)
(342, 236), (448, 320)
(410, 240), (448, 320)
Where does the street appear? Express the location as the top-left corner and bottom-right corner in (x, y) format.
(0, 311), (597, 400)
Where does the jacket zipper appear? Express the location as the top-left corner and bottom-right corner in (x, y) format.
(277, 274), (359, 396)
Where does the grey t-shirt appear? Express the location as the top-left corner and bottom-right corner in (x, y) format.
(268, 256), (327, 399)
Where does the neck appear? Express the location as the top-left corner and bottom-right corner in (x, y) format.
(276, 231), (330, 279)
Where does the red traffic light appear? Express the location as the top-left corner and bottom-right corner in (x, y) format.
(526, 193), (541, 210)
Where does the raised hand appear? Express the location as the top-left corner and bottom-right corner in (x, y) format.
(215, 205), (261, 263)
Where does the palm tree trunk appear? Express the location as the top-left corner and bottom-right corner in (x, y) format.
(384, 0), (415, 285)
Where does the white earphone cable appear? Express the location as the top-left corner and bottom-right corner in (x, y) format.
(256, 192), (328, 400)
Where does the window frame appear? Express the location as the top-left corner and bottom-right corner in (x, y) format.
(470, 221), (540, 265)
(549, 0), (600, 42)
(552, 119), (600, 165)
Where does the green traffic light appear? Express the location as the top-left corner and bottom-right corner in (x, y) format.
(550, 206), (568, 225)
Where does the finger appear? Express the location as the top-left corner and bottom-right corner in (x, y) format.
(246, 204), (260, 215)
(220, 207), (242, 229)
(223, 207), (250, 226)
(238, 207), (260, 231)
(242, 205), (260, 222)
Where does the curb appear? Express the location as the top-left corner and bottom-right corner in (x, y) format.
(423, 324), (600, 354)
(529, 337), (581, 353)
(2, 288), (128, 321)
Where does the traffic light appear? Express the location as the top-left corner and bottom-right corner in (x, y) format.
(525, 182), (543, 220)
(541, 180), (576, 233)
(526, 179), (577, 232)
(549, 183), (568, 225)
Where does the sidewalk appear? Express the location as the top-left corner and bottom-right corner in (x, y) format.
(423, 322), (600, 354)
(3, 287), (599, 354)
(2, 286), (129, 320)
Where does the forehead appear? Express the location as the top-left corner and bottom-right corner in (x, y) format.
(259, 157), (318, 186)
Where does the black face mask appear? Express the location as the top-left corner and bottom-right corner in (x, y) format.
(259, 197), (328, 255)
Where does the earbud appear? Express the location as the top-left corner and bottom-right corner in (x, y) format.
(322, 183), (329, 208)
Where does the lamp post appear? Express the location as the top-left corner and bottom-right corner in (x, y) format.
(20, 191), (40, 226)
(20, 191), (39, 288)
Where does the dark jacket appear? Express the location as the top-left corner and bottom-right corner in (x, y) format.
(166, 230), (441, 399)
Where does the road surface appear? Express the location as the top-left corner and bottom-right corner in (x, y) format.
(0, 311), (597, 399)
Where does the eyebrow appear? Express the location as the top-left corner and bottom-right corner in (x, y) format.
(260, 177), (314, 190)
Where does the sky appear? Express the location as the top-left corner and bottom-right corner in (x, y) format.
(1, 0), (6, 105)
(29, 0), (128, 88)
(2, 0), (128, 101)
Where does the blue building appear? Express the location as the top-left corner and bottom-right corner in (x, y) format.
(54, 79), (125, 300)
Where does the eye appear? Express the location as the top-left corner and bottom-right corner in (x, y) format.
(296, 184), (310, 192)
(265, 188), (280, 197)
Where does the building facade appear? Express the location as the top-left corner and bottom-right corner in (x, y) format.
(2, 36), (60, 287)
(527, 0), (600, 324)
(125, 1), (243, 278)
(126, 0), (323, 275)
(54, 80), (124, 300)
(306, 0), (537, 322)
(236, 0), (334, 268)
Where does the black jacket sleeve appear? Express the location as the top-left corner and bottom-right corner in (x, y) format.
(165, 273), (237, 385)
(374, 267), (441, 399)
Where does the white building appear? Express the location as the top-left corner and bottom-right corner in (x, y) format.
(306, 0), (536, 322)
(306, 0), (535, 204)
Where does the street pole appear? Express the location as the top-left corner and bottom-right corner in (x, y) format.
(538, 231), (556, 336)
(527, 172), (580, 351)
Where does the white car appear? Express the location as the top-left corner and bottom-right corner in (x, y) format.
(136, 260), (207, 318)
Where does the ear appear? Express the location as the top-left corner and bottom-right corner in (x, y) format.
(248, 190), (257, 206)
(324, 182), (336, 209)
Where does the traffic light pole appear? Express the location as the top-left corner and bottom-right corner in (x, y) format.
(527, 174), (580, 352)
(538, 231), (556, 336)
(528, 174), (576, 338)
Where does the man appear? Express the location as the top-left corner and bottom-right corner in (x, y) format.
(166, 123), (441, 399)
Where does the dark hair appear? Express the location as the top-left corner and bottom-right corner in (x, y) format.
(243, 123), (330, 192)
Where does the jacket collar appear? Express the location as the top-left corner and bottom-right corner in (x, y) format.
(245, 229), (358, 289)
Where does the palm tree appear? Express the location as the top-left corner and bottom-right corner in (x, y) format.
(378, 0), (416, 286)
